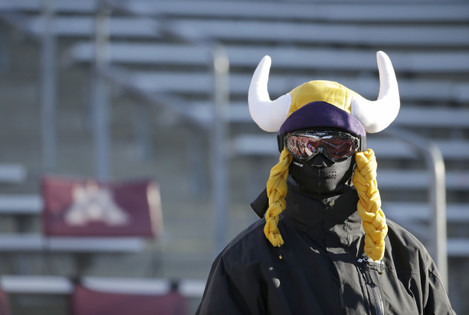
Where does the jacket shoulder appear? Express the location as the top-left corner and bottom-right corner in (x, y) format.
(218, 219), (271, 264)
(386, 219), (437, 274)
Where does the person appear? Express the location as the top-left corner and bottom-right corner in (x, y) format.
(196, 52), (454, 314)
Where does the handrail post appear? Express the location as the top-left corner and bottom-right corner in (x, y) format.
(385, 127), (447, 290)
(92, 0), (111, 180)
(41, 0), (57, 172)
(210, 44), (230, 255)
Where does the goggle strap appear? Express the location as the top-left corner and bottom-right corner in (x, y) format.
(359, 135), (366, 151)
(277, 134), (284, 152)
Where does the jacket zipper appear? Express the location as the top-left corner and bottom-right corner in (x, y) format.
(358, 258), (384, 315)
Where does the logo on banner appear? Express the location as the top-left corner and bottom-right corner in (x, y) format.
(64, 182), (130, 226)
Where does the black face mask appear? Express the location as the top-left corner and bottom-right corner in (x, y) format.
(289, 152), (356, 198)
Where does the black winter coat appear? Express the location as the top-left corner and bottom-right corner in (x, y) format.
(197, 179), (454, 315)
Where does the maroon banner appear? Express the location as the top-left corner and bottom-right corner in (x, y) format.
(72, 285), (187, 315)
(41, 176), (163, 237)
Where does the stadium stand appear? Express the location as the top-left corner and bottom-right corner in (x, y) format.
(0, 0), (468, 313)
(90, 0), (469, 257)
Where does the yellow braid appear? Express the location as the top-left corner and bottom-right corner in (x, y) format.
(264, 149), (292, 247)
(353, 149), (388, 261)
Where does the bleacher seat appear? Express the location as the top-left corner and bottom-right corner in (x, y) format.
(0, 275), (204, 314)
(41, 176), (162, 238)
(0, 287), (11, 315)
(0, 177), (162, 251)
(72, 282), (187, 315)
(36, 175), (164, 274)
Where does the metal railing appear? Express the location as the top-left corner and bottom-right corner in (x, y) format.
(40, 0), (57, 173)
(385, 127), (447, 289)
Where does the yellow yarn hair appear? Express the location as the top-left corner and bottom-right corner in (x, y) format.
(264, 149), (292, 247)
(353, 149), (388, 261)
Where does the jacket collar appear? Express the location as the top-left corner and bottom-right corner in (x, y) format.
(250, 176), (363, 246)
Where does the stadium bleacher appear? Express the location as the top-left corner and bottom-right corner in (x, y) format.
(0, 0), (468, 313)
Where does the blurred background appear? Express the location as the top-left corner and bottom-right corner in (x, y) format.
(0, 0), (468, 314)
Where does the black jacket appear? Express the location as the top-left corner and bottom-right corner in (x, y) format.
(197, 179), (454, 314)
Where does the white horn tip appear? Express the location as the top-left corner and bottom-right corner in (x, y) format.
(376, 50), (389, 60)
(261, 55), (272, 64)
(376, 51), (396, 79)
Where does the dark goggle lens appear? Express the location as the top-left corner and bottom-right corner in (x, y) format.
(321, 138), (356, 159)
(286, 133), (358, 161)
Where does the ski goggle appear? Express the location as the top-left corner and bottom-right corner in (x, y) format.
(284, 130), (360, 162)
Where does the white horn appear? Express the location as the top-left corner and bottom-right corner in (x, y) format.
(351, 51), (400, 133)
(248, 55), (291, 132)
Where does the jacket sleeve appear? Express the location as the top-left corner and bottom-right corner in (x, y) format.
(196, 256), (253, 315)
